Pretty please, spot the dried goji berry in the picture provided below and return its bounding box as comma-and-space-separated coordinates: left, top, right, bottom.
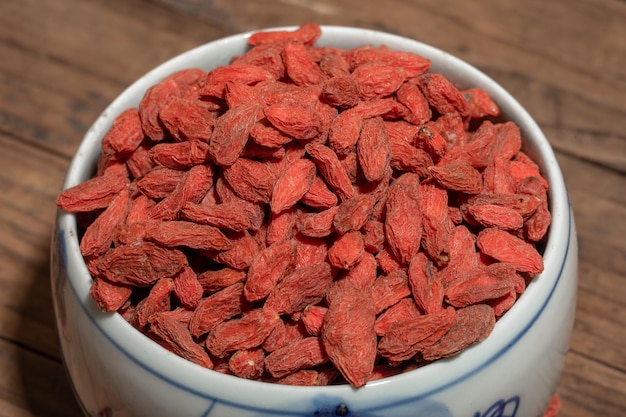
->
300, 174, 338, 209
96, 242, 187, 287
328, 110, 362, 156
173, 265, 203, 310
248, 23, 322, 47
374, 297, 422, 336
319, 49, 351, 78
228, 348, 266, 380
150, 140, 212, 169
206, 308, 280, 358
222, 157, 278, 203
429, 161, 483, 195
438, 225, 480, 287
417, 73, 469, 117
149, 312, 213, 369
375, 245, 404, 274
89, 278, 132, 313
301, 305, 327, 337
408, 252, 445, 314
384, 172, 423, 264
421, 304, 495, 360
102, 108, 144, 155
396, 81, 432, 125
294, 235, 329, 269
136, 167, 185, 199
352, 62, 405, 100
444, 266, 517, 308
250, 120, 293, 148
322, 74, 360, 109
145, 220, 232, 251
202, 65, 274, 99
305, 142, 355, 202
139, 78, 180, 142
264, 262, 333, 315
265, 101, 324, 140
136, 277, 175, 329
378, 307, 456, 364
328, 230, 365, 270
337, 251, 378, 293
462, 87, 500, 119
351, 98, 409, 120
419, 182, 452, 265
468, 204, 525, 230
415, 123, 448, 160
56, 171, 129, 213
322, 284, 377, 388
181, 202, 252, 232
80, 188, 130, 257
150, 164, 214, 221
265, 337, 328, 378
348, 46, 431, 78
357, 117, 392, 182
371, 269, 412, 314
282, 39, 325, 87
209, 230, 260, 270
272, 369, 319, 386
525, 198, 551, 242
215, 175, 266, 230
388, 130, 433, 177
361, 220, 385, 254
209, 102, 261, 166
266, 207, 298, 245
159, 97, 217, 143
189, 283, 246, 337
477, 228, 544, 274
197, 267, 246, 294
244, 239, 297, 302
224, 81, 264, 112
299, 206, 338, 238
333, 193, 376, 234
125, 140, 155, 179
270, 158, 316, 213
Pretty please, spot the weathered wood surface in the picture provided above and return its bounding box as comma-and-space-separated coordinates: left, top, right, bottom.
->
0, 0, 624, 416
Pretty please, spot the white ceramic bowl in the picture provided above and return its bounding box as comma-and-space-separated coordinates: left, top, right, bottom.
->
51, 26, 578, 417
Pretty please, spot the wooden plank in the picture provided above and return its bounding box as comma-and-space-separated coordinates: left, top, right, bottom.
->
152, 0, 626, 110
0, 134, 70, 358
559, 168, 626, 281
569, 189, 626, 255
558, 352, 626, 417
0, 398, 37, 417
0, 72, 97, 158
0, 0, 225, 157
576, 261, 626, 308
545, 127, 626, 174
0, 0, 218, 86
0, 338, 83, 417
479, 68, 626, 172
557, 150, 626, 216
571, 285, 626, 372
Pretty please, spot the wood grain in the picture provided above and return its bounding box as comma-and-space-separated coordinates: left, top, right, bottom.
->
0, 0, 624, 416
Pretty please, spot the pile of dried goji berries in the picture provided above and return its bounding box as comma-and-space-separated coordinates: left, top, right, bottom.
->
57, 23, 551, 388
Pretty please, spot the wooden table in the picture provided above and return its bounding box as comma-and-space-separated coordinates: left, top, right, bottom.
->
0, 0, 624, 416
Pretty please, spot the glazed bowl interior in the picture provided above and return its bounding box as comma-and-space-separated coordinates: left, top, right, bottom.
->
56, 25, 572, 410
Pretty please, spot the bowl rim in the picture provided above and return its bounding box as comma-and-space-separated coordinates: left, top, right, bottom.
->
55, 24, 573, 411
